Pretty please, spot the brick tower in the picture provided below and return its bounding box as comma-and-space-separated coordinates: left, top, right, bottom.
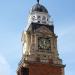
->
17, 0, 65, 75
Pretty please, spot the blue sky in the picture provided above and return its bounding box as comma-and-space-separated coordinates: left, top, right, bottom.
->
0, 0, 75, 75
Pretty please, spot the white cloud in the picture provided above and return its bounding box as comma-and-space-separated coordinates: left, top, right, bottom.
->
0, 54, 13, 75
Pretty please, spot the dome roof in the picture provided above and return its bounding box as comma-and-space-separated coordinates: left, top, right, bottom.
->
31, 4, 48, 13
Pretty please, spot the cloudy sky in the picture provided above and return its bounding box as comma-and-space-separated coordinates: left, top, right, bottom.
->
0, 0, 75, 75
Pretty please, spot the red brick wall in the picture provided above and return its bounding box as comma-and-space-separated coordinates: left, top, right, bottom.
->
29, 63, 63, 75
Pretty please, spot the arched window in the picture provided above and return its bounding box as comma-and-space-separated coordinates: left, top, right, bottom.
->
37, 15, 41, 19
42, 16, 46, 20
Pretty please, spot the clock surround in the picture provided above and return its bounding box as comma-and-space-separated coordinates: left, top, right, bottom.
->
38, 37, 51, 51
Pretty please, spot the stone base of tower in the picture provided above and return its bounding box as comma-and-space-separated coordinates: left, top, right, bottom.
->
17, 62, 65, 75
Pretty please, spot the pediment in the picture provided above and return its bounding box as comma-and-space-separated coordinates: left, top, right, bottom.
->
35, 26, 53, 35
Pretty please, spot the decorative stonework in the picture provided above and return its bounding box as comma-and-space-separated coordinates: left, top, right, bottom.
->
21, 23, 62, 65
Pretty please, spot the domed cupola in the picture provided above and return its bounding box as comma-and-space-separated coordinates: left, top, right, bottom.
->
31, 3, 48, 13
28, 0, 52, 25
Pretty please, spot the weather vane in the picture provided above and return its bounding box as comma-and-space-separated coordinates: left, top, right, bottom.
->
37, 0, 39, 4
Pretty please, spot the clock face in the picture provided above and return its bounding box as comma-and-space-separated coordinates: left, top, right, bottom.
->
38, 37, 51, 50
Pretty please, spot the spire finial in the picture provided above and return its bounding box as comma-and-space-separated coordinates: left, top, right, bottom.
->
37, 0, 39, 4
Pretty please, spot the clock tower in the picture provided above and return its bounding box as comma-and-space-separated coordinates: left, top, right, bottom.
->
17, 1, 65, 75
